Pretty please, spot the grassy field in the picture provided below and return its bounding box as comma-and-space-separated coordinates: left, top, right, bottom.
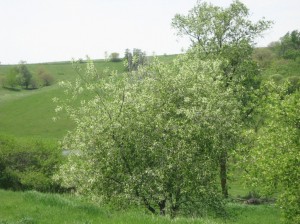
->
0, 190, 282, 224
0, 55, 284, 223
0, 56, 176, 139
0, 59, 126, 139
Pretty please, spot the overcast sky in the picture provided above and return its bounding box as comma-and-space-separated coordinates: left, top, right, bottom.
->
0, 0, 299, 64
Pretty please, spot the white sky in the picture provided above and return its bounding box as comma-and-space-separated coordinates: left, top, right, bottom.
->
0, 0, 299, 64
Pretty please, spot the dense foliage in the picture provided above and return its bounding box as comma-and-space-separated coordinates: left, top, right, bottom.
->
238, 83, 300, 223
172, 0, 272, 197
269, 30, 300, 60
124, 48, 147, 71
0, 1, 298, 223
54, 55, 241, 217
0, 63, 55, 90
0, 135, 63, 192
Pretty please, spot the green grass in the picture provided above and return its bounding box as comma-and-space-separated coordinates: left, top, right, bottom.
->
0, 189, 282, 224
0, 54, 284, 223
0, 60, 127, 139
0, 56, 177, 139
0, 86, 72, 139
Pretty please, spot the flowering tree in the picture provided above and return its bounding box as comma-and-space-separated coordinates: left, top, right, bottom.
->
54, 55, 240, 217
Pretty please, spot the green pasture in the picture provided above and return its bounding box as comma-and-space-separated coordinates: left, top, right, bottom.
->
0, 56, 176, 139
0, 190, 282, 224
0, 60, 124, 139
0, 54, 287, 223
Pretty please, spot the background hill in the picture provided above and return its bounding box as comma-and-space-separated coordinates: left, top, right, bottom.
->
0, 56, 175, 139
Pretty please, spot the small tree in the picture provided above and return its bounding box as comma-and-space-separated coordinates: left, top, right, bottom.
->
2, 67, 20, 89
54, 57, 240, 217
109, 52, 121, 62
269, 30, 300, 60
37, 68, 55, 86
124, 48, 147, 71
18, 62, 32, 89
124, 49, 133, 71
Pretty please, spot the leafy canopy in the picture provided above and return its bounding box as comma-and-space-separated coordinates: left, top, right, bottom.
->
54, 56, 241, 217
239, 83, 300, 224
172, 0, 272, 55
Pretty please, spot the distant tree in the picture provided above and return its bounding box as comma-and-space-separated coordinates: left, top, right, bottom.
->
18, 62, 32, 89
270, 30, 300, 60
124, 48, 147, 71
29, 76, 40, 89
37, 67, 55, 86
124, 49, 133, 71
132, 48, 146, 70
2, 66, 20, 89
109, 52, 121, 62
252, 48, 276, 69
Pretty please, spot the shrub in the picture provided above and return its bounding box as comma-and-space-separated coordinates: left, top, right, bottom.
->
29, 75, 41, 89
18, 62, 32, 89
287, 75, 300, 93
54, 57, 241, 217
0, 135, 63, 192
39, 73, 55, 86
1, 67, 21, 89
37, 68, 55, 87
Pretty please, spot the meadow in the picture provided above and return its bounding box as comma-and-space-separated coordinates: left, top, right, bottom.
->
0, 190, 282, 224
0, 60, 125, 139
0, 56, 175, 139
0, 53, 294, 223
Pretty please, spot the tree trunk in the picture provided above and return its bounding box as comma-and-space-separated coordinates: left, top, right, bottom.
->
143, 197, 156, 214
158, 199, 166, 216
170, 204, 179, 218
220, 151, 228, 198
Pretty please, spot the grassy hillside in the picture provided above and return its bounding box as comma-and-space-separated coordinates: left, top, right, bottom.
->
0, 189, 282, 224
0, 55, 287, 223
0, 56, 176, 139
0, 60, 124, 139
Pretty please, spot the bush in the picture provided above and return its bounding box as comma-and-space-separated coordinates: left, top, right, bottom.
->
39, 73, 55, 86
37, 68, 55, 87
0, 135, 63, 192
287, 75, 300, 93
29, 75, 41, 89
1, 67, 21, 90
54, 58, 240, 217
